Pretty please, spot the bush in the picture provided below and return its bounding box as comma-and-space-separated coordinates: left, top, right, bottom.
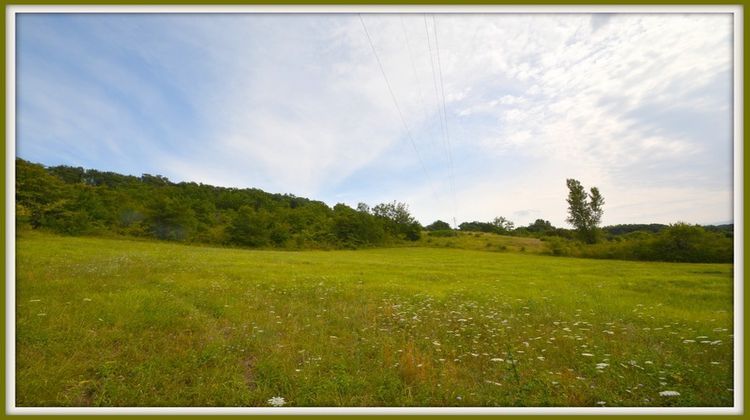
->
566, 223, 732, 263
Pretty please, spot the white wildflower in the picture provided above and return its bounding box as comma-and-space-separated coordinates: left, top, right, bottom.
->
659, 390, 680, 397
490, 358, 504, 362
596, 363, 609, 369
581, 353, 594, 357
267, 396, 286, 406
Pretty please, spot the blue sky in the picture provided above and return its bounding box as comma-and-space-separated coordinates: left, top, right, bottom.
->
16, 12, 734, 227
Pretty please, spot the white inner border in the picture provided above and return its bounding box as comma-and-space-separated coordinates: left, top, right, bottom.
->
5, 4, 744, 416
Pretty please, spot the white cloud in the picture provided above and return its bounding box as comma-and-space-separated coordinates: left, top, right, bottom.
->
17, 12, 734, 226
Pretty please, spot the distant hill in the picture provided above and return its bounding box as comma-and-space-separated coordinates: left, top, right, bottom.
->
15, 158, 421, 249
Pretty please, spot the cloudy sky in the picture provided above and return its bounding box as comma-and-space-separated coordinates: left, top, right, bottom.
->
15, 10, 735, 227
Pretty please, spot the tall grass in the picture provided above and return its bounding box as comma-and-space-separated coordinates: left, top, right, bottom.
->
16, 232, 733, 407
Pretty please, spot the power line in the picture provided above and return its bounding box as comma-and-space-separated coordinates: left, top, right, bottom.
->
358, 14, 439, 201
427, 14, 459, 229
423, 15, 449, 160
400, 16, 431, 127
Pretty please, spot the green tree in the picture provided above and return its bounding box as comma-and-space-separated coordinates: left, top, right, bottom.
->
527, 219, 554, 234
227, 206, 273, 247
144, 194, 198, 241
372, 201, 421, 241
491, 216, 515, 234
565, 178, 605, 243
426, 220, 451, 231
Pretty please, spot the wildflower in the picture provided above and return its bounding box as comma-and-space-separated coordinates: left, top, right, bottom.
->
83, 298, 92, 302
596, 363, 609, 369
683, 339, 695, 343
596, 401, 606, 405
267, 396, 286, 406
490, 358, 504, 362
581, 353, 594, 357
659, 390, 680, 397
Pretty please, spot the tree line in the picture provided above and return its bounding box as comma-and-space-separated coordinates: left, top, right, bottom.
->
425, 178, 732, 263
16, 160, 732, 262
16, 158, 421, 249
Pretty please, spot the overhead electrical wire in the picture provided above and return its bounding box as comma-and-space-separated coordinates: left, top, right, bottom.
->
426, 14, 459, 229
400, 16, 431, 128
358, 14, 440, 201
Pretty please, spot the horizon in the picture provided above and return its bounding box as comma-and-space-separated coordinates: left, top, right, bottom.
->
15, 11, 735, 228
17, 157, 733, 228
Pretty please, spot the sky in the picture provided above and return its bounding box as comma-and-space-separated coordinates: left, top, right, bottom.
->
15, 11, 735, 227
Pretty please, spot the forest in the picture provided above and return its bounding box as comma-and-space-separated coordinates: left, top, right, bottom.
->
16, 158, 733, 262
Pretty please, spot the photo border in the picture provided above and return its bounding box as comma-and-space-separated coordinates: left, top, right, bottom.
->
3, 2, 744, 418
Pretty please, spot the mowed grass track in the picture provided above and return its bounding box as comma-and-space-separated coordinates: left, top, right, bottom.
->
16, 233, 733, 407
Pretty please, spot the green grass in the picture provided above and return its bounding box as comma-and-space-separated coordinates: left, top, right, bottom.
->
16, 232, 733, 407
415, 231, 548, 254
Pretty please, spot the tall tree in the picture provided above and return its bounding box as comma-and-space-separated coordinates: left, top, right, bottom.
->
491, 216, 515, 234
565, 179, 605, 243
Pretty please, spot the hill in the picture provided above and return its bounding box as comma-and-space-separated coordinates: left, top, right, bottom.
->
15, 158, 420, 249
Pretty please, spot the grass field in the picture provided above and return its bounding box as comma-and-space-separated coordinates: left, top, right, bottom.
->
16, 232, 734, 407
415, 231, 548, 254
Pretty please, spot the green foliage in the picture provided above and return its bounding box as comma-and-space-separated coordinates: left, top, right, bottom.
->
565, 179, 605, 243
332, 203, 386, 248
371, 201, 422, 241
425, 220, 451, 231
527, 219, 554, 233
15, 159, 423, 250
459, 217, 515, 235
644, 223, 733, 263
547, 223, 732, 263
491, 216, 514, 233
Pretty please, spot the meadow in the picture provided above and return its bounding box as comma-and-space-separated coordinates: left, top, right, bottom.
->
16, 232, 734, 407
